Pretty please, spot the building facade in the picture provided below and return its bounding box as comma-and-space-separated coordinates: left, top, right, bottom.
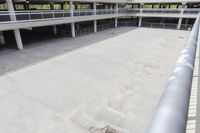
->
0, 0, 200, 49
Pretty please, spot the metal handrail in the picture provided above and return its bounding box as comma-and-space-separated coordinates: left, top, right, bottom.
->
0, 8, 200, 24
146, 14, 200, 133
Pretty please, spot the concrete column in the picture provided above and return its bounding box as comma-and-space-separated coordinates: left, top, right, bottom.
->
50, 2, 54, 10
14, 30, 23, 50
76, 23, 80, 30
93, 2, 96, 15
177, 18, 183, 30
93, 2, 97, 33
0, 32, 5, 45
115, 3, 118, 28
71, 23, 75, 38
6, 0, 23, 50
115, 3, 119, 14
185, 18, 189, 25
6, 0, 16, 20
115, 18, 118, 28
177, 3, 187, 30
69, 0, 74, 17
53, 25, 57, 35
94, 20, 97, 32
140, 3, 144, 13
138, 17, 142, 27
69, 1, 75, 37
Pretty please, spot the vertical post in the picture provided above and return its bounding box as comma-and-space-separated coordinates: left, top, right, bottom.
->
94, 20, 97, 32
6, 0, 23, 50
115, 3, 118, 28
0, 32, 5, 45
71, 23, 75, 38
177, 3, 187, 30
115, 3, 118, 14
70, 0, 74, 17
177, 18, 183, 30
140, 3, 144, 14
115, 18, 118, 28
93, 2, 96, 15
185, 18, 189, 26
13, 30, 23, 50
69, 0, 75, 37
93, 2, 97, 33
50, 3, 57, 35
138, 17, 142, 27
53, 25, 57, 35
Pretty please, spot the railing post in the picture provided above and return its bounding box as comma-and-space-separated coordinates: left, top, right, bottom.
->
146, 14, 200, 133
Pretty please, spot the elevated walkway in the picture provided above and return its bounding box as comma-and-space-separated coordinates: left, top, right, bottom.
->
0, 9, 199, 31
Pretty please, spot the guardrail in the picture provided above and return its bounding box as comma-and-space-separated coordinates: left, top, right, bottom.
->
141, 22, 192, 30
0, 8, 199, 23
146, 14, 200, 133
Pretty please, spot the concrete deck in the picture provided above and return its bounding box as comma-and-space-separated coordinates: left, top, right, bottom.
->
0, 27, 189, 133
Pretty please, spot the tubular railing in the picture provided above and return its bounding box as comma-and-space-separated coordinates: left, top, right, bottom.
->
146, 14, 200, 133
141, 22, 192, 30
0, 8, 199, 23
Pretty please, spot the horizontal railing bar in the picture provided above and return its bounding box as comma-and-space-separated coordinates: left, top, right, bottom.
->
0, 8, 199, 24
146, 13, 200, 133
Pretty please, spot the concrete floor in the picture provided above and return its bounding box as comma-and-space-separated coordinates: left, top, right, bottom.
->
0, 27, 189, 133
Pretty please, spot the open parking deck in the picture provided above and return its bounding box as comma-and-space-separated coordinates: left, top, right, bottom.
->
0, 27, 189, 133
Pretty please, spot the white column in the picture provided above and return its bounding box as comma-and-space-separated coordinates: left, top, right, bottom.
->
70, 0, 74, 17
138, 17, 142, 27
115, 3, 118, 14
93, 2, 96, 15
115, 3, 118, 28
71, 23, 75, 38
14, 30, 23, 50
177, 18, 183, 30
115, 18, 118, 28
177, 3, 187, 30
69, 1, 75, 37
0, 32, 5, 45
140, 3, 144, 14
6, 0, 23, 50
185, 18, 189, 25
53, 25, 57, 35
94, 20, 97, 33
93, 2, 97, 32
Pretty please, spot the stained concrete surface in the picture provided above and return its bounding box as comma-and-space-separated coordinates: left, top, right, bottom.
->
0, 27, 189, 133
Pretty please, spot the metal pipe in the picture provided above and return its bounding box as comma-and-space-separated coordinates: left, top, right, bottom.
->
146, 14, 200, 133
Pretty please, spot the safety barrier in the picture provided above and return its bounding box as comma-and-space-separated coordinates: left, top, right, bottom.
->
146, 14, 200, 133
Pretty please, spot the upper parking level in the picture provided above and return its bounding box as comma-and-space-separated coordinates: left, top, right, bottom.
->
1, 0, 200, 4
0, 8, 199, 31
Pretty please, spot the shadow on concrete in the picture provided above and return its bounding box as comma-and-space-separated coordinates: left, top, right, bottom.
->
0, 27, 138, 76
